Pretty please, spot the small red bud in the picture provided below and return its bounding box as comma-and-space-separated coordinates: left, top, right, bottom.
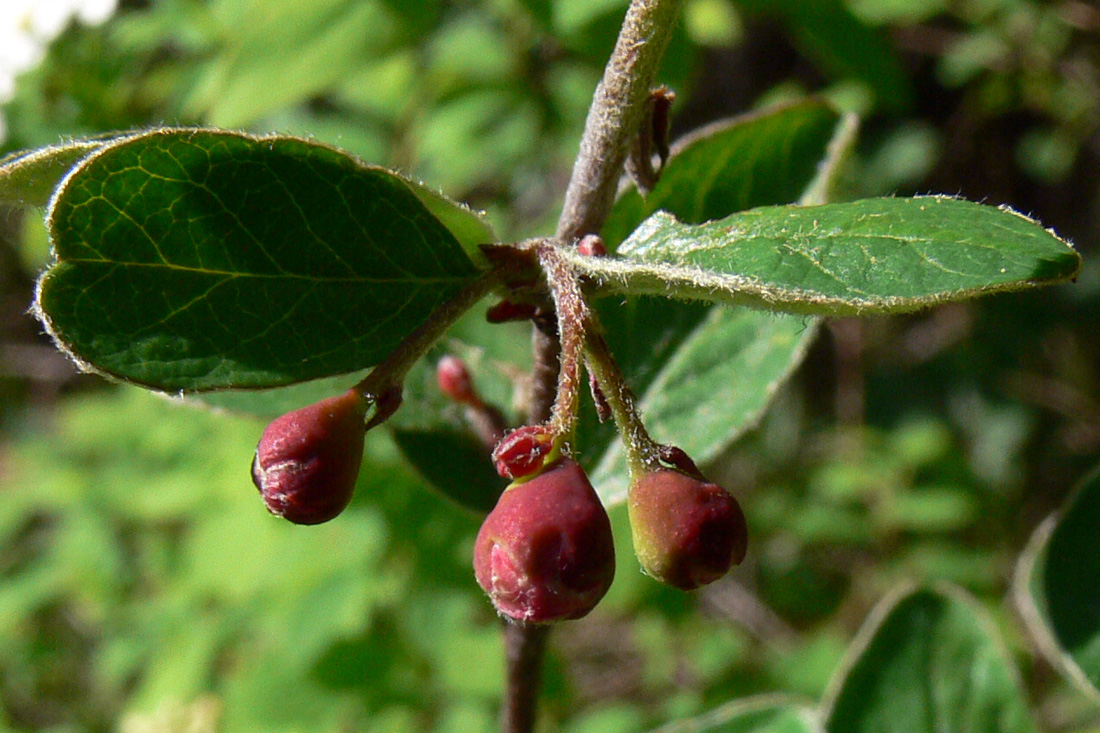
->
436, 355, 477, 404
629, 468, 747, 590
492, 425, 555, 479
474, 459, 615, 622
577, 234, 607, 257
251, 389, 368, 525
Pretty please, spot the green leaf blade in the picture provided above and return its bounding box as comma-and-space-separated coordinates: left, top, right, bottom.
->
37, 129, 484, 392
591, 196, 1079, 315
1017, 466, 1100, 700
824, 585, 1037, 733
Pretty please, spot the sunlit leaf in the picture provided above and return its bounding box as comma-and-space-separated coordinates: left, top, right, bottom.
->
577, 197, 1078, 315
37, 129, 485, 392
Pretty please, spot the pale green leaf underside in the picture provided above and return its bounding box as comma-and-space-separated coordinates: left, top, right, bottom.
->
0, 138, 112, 208
579, 196, 1079, 315
824, 585, 1036, 733
591, 308, 818, 505
1016, 467, 1100, 701
649, 695, 821, 733
36, 129, 484, 392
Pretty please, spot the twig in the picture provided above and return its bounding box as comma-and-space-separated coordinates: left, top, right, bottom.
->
556, 0, 686, 244
503, 2, 685, 731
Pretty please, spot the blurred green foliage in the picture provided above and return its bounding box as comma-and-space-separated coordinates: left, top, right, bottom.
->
1, 0, 1098, 730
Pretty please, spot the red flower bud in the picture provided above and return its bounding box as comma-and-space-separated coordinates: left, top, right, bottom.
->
251, 388, 368, 525
436, 355, 477, 404
629, 468, 747, 590
474, 459, 615, 623
492, 425, 555, 479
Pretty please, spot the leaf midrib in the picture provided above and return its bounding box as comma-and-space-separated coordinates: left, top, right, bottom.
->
57, 258, 473, 285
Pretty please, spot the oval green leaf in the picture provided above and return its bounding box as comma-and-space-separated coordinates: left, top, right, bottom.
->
1016, 465, 1100, 701
581, 196, 1079, 315
824, 584, 1037, 733
36, 129, 486, 392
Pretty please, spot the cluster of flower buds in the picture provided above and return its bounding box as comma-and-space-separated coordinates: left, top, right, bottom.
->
248, 371, 747, 624
472, 418, 748, 623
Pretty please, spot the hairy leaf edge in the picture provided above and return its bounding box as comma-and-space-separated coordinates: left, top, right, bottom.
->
574, 200, 1079, 316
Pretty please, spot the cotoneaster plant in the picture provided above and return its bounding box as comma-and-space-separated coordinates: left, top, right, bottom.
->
0, 0, 1086, 731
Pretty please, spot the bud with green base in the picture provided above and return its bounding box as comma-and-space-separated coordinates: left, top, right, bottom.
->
629, 461, 747, 591
251, 388, 368, 525
474, 459, 615, 623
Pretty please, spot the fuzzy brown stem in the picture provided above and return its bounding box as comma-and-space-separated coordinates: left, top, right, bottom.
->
503, 2, 684, 732
556, 0, 685, 243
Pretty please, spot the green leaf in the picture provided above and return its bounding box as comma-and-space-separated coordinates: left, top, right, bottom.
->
183, 0, 403, 128
0, 139, 110, 208
579, 196, 1079, 315
36, 129, 485, 392
824, 584, 1037, 733
602, 100, 844, 248
589, 307, 818, 504
650, 695, 821, 732
1016, 465, 1100, 701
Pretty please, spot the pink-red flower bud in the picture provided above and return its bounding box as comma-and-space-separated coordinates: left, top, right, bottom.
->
629, 468, 747, 590
436, 355, 477, 404
474, 459, 615, 623
251, 389, 368, 525
492, 425, 555, 480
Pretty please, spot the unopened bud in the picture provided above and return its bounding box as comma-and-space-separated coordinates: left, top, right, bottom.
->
474, 459, 615, 622
251, 389, 368, 525
629, 468, 747, 590
492, 425, 555, 479
437, 355, 477, 404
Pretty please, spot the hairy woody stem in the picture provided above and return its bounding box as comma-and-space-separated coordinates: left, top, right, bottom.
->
505, 2, 684, 732
556, 0, 686, 243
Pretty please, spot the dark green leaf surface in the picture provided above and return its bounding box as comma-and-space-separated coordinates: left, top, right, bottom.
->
602, 100, 843, 248
650, 696, 821, 732
37, 129, 484, 392
582, 196, 1079, 315
1017, 466, 1100, 700
824, 585, 1036, 733
0, 139, 109, 208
